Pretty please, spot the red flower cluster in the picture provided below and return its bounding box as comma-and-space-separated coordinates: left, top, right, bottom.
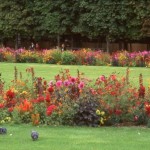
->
47, 86, 54, 93
114, 109, 122, 115
0, 103, 4, 109
145, 103, 150, 115
6, 89, 15, 99
46, 105, 57, 116
138, 85, 145, 98
8, 107, 14, 112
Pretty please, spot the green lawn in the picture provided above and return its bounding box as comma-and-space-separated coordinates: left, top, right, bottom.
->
0, 124, 150, 150
0, 62, 150, 87
1, 63, 150, 149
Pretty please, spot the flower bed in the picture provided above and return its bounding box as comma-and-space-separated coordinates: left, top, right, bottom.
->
0, 48, 150, 67
0, 67, 150, 126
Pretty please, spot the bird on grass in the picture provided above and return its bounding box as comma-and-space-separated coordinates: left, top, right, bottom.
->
31, 131, 39, 141
0, 127, 7, 134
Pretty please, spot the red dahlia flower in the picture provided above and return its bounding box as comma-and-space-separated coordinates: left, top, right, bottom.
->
48, 86, 54, 93
46, 105, 57, 116
114, 109, 122, 115
6, 89, 15, 99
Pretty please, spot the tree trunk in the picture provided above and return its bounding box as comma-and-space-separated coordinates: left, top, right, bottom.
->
71, 36, 73, 50
15, 33, 21, 49
106, 35, 110, 53
129, 43, 132, 52
124, 42, 128, 50
119, 41, 124, 50
57, 34, 60, 49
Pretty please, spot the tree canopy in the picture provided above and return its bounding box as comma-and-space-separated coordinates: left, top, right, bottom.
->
0, 0, 149, 49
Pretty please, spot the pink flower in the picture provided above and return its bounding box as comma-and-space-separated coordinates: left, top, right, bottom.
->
78, 82, 85, 89
134, 115, 139, 121
64, 80, 71, 86
99, 75, 105, 81
56, 80, 63, 88
48, 80, 54, 86
70, 77, 76, 83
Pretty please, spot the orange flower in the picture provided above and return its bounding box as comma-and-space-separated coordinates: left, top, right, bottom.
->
18, 100, 32, 112
145, 103, 150, 115
31, 113, 40, 125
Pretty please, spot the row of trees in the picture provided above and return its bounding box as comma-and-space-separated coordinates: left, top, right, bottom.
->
0, 0, 150, 51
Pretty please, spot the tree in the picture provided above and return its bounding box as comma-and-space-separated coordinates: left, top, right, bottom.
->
0, 0, 34, 48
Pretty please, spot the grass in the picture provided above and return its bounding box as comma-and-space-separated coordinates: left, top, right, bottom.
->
0, 62, 150, 88
0, 124, 150, 150
0, 63, 150, 149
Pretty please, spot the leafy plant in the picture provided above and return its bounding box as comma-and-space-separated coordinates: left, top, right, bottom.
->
74, 100, 99, 127
51, 50, 62, 64
61, 51, 76, 65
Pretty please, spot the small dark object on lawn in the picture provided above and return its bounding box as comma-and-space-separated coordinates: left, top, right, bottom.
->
31, 131, 39, 141
0, 127, 7, 134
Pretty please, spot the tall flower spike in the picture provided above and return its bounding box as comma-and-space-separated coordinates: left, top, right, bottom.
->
139, 73, 143, 86
14, 66, 18, 83
126, 67, 129, 84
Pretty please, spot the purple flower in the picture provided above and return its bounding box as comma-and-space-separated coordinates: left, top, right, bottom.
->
64, 80, 71, 86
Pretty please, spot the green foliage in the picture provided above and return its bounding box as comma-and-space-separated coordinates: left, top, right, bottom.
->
0, 0, 149, 44
16, 52, 42, 63
51, 50, 62, 64
0, 108, 11, 124
61, 51, 76, 65
11, 109, 22, 124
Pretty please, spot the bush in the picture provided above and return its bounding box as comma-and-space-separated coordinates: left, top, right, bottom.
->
61, 51, 76, 65
73, 90, 99, 127
51, 50, 62, 64
16, 51, 42, 63
74, 100, 99, 127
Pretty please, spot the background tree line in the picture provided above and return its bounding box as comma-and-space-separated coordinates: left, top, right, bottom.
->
0, 0, 149, 52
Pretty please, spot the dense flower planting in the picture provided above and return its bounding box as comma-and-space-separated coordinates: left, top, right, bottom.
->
0, 67, 150, 126
0, 48, 150, 67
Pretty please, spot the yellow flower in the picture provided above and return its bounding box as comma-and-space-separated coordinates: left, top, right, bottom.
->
14, 89, 18, 94
5, 117, 11, 122
100, 111, 105, 116
0, 120, 5, 124
96, 109, 101, 115
21, 91, 28, 95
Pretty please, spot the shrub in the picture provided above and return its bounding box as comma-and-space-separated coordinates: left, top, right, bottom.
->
73, 90, 99, 127
51, 50, 62, 64
74, 100, 99, 127
16, 51, 42, 63
61, 51, 76, 65
1, 67, 150, 126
